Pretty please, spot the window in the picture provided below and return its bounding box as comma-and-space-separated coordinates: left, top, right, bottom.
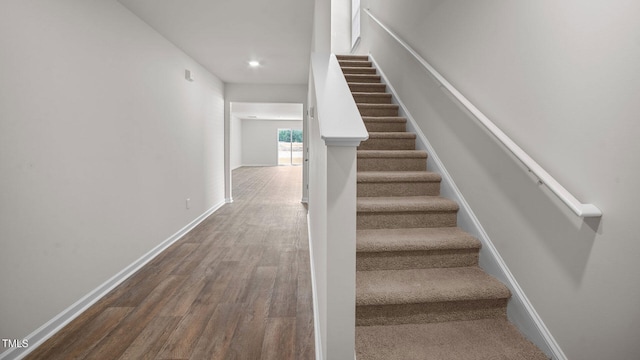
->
278, 129, 303, 165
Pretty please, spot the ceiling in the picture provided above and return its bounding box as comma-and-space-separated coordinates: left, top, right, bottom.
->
118, 0, 315, 84
231, 102, 303, 120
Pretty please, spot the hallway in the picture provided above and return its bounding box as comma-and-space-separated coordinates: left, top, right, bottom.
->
26, 166, 314, 360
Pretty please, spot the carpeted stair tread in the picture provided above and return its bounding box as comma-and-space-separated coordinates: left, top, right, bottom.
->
358, 104, 400, 117
358, 171, 439, 183
357, 227, 480, 252
357, 150, 427, 159
366, 132, 416, 140
356, 318, 549, 360
359, 132, 416, 150
358, 152, 427, 172
357, 103, 399, 110
357, 171, 441, 196
356, 227, 480, 270
339, 60, 373, 68
348, 83, 387, 92
358, 196, 459, 213
351, 92, 392, 103
362, 116, 406, 123
356, 266, 510, 306
345, 74, 382, 83
341, 66, 377, 74
336, 54, 370, 61
358, 103, 399, 108
357, 196, 458, 228
361, 117, 407, 132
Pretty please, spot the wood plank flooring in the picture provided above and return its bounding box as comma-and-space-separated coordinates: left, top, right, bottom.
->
26, 166, 314, 360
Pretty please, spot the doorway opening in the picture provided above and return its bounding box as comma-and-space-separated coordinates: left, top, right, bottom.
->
278, 128, 303, 166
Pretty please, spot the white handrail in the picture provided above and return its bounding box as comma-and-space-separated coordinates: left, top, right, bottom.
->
364, 9, 602, 218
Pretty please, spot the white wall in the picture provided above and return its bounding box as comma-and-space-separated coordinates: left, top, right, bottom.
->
313, 0, 353, 54
230, 114, 243, 170
364, 1, 640, 359
331, 0, 352, 54
241, 120, 302, 166
225, 84, 308, 120
0, 0, 225, 347
312, 0, 331, 53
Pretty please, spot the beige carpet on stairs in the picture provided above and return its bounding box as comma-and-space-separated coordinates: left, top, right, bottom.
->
337, 54, 549, 360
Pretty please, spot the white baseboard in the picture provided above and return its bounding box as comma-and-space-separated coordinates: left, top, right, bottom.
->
1, 200, 226, 360
370, 55, 563, 360
307, 213, 323, 360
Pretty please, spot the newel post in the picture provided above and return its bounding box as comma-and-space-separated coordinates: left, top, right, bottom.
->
325, 144, 357, 359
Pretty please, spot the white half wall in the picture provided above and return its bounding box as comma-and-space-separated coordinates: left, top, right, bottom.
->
364, 1, 640, 359
0, 0, 225, 351
241, 120, 302, 167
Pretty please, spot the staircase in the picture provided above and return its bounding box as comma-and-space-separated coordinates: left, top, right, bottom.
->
338, 54, 549, 360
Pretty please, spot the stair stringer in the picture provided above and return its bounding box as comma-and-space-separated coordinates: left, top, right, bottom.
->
368, 54, 564, 360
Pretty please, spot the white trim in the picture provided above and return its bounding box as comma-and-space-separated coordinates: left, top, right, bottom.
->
307, 213, 323, 360
321, 137, 364, 147
363, 9, 600, 219
370, 55, 565, 360
0, 200, 226, 360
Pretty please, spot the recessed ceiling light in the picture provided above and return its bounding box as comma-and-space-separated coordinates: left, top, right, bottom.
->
248, 60, 260, 68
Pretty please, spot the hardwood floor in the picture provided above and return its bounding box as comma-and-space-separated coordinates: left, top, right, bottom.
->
26, 166, 315, 360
